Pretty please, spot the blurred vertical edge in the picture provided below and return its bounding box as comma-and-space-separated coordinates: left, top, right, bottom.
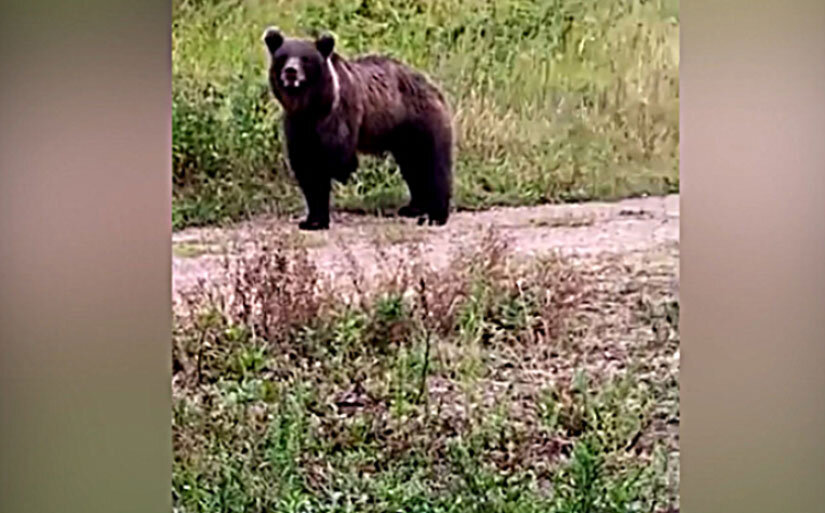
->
682, 1, 825, 512
0, 1, 172, 513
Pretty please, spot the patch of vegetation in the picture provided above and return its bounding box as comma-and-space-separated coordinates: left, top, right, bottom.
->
173, 241, 216, 258
172, 228, 680, 510
172, 0, 679, 229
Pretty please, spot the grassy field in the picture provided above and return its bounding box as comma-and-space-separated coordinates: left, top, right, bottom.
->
172, 0, 679, 229
172, 1, 680, 508
172, 228, 680, 511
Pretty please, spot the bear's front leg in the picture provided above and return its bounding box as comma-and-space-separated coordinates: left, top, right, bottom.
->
296, 174, 331, 231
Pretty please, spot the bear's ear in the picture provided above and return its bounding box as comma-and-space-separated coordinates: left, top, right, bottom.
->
315, 32, 335, 59
262, 26, 284, 53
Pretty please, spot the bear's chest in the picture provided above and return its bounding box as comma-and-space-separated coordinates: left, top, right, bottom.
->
285, 115, 353, 162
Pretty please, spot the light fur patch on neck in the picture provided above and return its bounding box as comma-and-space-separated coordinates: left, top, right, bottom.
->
327, 58, 340, 110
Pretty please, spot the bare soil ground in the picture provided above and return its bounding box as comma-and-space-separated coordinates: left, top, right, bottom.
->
173, 194, 679, 304
172, 194, 681, 505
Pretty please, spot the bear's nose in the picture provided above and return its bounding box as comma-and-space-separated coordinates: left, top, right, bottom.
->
283, 66, 298, 78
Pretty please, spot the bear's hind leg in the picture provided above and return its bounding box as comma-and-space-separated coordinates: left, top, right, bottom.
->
418, 120, 452, 226
392, 124, 452, 224
392, 146, 428, 219
425, 137, 452, 226
397, 172, 427, 219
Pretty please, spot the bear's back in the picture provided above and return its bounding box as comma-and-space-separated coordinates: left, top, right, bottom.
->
343, 54, 448, 152
350, 54, 445, 106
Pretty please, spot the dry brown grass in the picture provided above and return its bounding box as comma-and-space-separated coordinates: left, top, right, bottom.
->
171, 225, 679, 511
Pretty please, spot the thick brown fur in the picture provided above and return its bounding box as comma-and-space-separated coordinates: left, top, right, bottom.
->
263, 28, 453, 230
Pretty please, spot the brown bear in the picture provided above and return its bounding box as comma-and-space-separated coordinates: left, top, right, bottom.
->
262, 27, 453, 230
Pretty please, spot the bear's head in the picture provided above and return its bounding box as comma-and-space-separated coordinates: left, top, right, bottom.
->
262, 27, 338, 114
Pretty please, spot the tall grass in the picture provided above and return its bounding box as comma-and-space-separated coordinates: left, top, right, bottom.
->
173, 0, 679, 229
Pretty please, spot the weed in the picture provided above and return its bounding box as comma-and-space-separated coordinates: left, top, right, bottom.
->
172, 227, 679, 511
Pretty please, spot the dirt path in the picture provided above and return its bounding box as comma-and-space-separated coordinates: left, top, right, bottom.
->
173, 194, 679, 301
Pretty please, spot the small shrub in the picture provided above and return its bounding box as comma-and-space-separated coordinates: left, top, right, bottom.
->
219, 230, 322, 344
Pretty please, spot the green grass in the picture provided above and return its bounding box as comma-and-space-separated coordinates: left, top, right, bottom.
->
172, 229, 680, 511
172, 0, 679, 229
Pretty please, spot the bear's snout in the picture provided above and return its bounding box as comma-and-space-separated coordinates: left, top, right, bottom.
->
280, 57, 305, 89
